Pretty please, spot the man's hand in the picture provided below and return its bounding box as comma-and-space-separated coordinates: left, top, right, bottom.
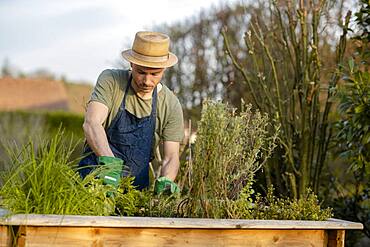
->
154, 177, 180, 195
98, 156, 124, 189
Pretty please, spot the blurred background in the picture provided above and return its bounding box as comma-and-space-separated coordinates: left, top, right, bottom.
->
0, 0, 368, 246
0, 0, 239, 84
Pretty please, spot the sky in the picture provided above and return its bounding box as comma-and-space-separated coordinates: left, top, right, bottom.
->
0, 0, 240, 84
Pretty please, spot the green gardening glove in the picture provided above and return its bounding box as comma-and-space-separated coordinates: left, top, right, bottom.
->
154, 177, 180, 195
97, 156, 124, 189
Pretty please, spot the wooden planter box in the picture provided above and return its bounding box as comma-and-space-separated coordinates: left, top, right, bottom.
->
0, 213, 363, 247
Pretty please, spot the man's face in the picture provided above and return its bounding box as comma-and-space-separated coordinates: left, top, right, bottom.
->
131, 63, 165, 95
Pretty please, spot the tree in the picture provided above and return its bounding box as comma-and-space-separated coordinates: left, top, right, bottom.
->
222, 0, 352, 198
155, 4, 257, 123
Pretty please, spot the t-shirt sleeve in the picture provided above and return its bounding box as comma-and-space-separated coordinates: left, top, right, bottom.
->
162, 97, 184, 142
89, 69, 115, 110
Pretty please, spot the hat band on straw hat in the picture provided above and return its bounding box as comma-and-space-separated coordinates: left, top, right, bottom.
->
131, 50, 170, 63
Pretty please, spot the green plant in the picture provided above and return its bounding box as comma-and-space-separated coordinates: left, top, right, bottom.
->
337, 58, 370, 172
0, 110, 85, 168
146, 193, 183, 217
0, 103, 332, 221
0, 127, 181, 217
0, 131, 113, 216
222, 0, 352, 198
227, 183, 333, 220
252, 186, 332, 220
0, 112, 47, 174
114, 177, 151, 216
183, 100, 279, 218
333, 0, 370, 240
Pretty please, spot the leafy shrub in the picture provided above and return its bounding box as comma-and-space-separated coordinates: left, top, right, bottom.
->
239, 186, 333, 220
332, 0, 370, 242
114, 177, 151, 216
181, 100, 279, 218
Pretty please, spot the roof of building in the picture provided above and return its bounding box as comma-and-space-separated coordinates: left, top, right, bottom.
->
0, 77, 92, 114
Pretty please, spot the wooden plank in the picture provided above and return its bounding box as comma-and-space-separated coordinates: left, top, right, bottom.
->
0, 215, 364, 230
0, 226, 9, 247
327, 230, 345, 247
15, 226, 327, 247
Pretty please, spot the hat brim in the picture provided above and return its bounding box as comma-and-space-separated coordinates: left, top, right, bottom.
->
121, 49, 178, 68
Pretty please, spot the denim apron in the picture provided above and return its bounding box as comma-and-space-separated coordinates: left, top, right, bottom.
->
78, 75, 157, 190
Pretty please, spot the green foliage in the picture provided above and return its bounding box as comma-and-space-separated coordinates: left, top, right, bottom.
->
227, 184, 333, 220
250, 187, 332, 221
222, 0, 352, 198
146, 100, 331, 221
146, 194, 183, 218
335, 0, 370, 174
0, 110, 84, 138
0, 110, 85, 170
336, 59, 370, 172
114, 177, 151, 216
0, 111, 47, 154
0, 131, 112, 216
0, 103, 331, 221
0, 127, 181, 217
0, 130, 154, 217
43, 111, 84, 137
353, 0, 370, 46
183, 100, 279, 218
332, 0, 370, 241
226, 181, 255, 219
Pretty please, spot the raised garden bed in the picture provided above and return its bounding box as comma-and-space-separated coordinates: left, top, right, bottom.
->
0, 212, 363, 247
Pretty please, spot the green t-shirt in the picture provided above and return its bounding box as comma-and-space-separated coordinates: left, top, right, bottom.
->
89, 69, 184, 154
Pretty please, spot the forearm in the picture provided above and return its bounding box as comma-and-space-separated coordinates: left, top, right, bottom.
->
83, 121, 114, 157
161, 155, 179, 181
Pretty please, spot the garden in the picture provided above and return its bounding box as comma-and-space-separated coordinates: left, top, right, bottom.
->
0, 0, 369, 246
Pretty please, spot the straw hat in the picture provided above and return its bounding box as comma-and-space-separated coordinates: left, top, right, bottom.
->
122, 31, 178, 68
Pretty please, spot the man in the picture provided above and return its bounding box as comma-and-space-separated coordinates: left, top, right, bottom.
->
79, 31, 184, 193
